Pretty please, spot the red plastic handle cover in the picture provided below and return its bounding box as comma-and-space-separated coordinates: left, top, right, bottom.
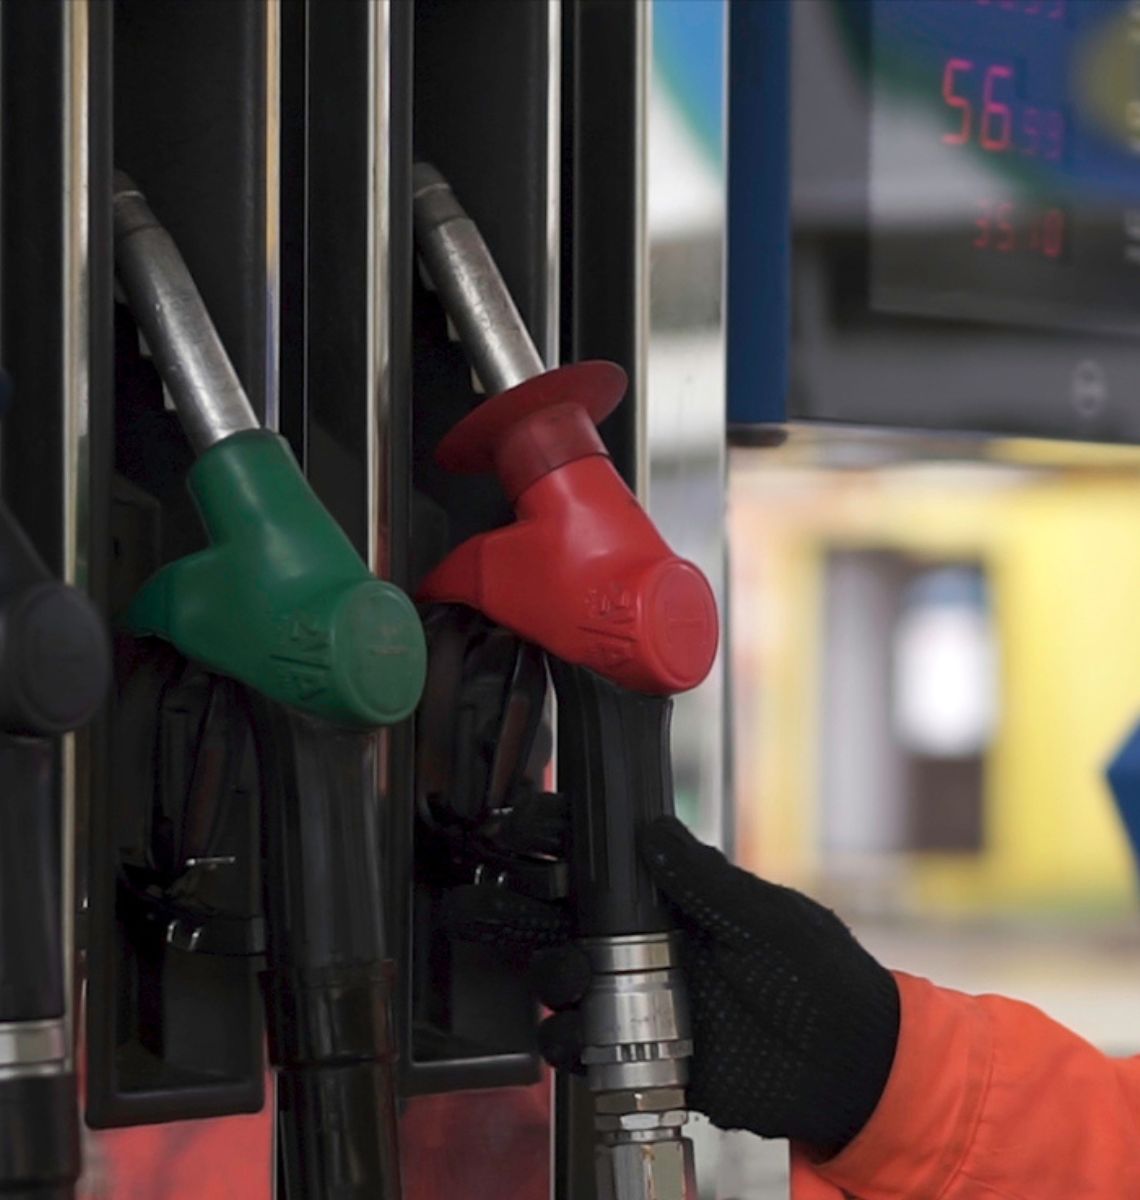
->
417, 363, 718, 696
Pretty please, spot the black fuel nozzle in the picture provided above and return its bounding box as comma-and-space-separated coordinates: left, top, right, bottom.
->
0, 369, 108, 737
0, 378, 110, 1198
0, 503, 110, 737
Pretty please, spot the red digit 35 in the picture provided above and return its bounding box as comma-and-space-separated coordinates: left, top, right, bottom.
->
974, 198, 992, 248
1022, 106, 1040, 156
995, 202, 1016, 251
1045, 109, 1065, 161
1042, 208, 1064, 257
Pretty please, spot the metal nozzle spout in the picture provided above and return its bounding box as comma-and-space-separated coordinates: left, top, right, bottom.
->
412, 162, 546, 396
597, 1133, 698, 1200
113, 171, 260, 455
581, 933, 699, 1200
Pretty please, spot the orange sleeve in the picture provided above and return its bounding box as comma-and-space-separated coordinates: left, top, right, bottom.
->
792, 971, 1140, 1200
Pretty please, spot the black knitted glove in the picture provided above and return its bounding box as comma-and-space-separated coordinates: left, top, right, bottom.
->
442, 815, 901, 1158
638, 816, 900, 1156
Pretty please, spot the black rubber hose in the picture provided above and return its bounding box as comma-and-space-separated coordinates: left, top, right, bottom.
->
251, 700, 401, 1200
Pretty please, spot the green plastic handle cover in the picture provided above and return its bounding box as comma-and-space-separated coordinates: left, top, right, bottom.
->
125, 430, 426, 728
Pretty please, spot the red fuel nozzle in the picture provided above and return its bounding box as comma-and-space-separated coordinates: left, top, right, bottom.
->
417, 361, 718, 696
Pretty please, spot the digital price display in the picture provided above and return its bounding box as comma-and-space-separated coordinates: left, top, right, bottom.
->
871, 0, 1140, 336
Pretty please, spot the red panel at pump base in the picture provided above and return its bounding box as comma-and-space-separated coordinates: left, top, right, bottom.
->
80, 1079, 551, 1199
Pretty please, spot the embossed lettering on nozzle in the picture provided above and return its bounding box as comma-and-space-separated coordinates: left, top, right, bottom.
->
112, 170, 260, 455
580, 933, 698, 1200
412, 162, 545, 397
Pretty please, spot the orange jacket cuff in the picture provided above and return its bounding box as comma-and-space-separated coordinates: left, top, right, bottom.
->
810, 971, 993, 1199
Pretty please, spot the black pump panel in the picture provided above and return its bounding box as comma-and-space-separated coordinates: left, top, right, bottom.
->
85, 0, 272, 1129
401, 0, 562, 1097
411, 0, 557, 554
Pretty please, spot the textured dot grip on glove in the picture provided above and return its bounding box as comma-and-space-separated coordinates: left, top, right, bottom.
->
640, 817, 901, 1158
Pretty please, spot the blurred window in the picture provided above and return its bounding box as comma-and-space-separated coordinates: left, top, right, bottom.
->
821, 551, 994, 859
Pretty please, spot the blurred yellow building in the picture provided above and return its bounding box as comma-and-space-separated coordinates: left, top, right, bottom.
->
730, 454, 1140, 922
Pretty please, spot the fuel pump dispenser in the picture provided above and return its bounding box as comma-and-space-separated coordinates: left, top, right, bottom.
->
0, 381, 110, 1199
109, 174, 426, 1198
0, 4, 712, 1196
6, 2, 1140, 1196
413, 165, 719, 1200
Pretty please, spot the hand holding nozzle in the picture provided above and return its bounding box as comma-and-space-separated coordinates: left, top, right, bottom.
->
447, 818, 901, 1157
113, 173, 425, 727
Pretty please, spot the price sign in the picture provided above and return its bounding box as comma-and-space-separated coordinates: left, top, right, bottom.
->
870, 0, 1140, 336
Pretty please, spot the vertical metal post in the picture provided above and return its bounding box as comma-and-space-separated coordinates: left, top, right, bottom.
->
643, 0, 731, 1188
544, 6, 564, 1187
632, 0, 650, 506
367, 0, 391, 579
61, 0, 91, 1077
264, 7, 282, 1186
544, 0, 563, 372
644, 1, 729, 848
264, 0, 282, 434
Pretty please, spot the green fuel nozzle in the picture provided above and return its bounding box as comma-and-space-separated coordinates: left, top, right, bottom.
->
114, 172, 425, 727
125, 430, 425, 726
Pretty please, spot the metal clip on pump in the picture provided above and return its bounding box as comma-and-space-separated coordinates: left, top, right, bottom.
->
0, 375, 111, 1198
414, 164, 718, 1200
113, 174, 426, 1199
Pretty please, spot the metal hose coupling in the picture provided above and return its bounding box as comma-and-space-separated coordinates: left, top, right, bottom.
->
579, 933, 698, 1200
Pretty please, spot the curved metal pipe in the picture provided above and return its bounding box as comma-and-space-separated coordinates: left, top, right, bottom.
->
112, 172, 260, 454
